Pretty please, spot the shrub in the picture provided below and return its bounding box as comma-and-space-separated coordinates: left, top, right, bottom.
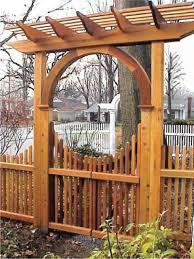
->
89, 214, 177, 259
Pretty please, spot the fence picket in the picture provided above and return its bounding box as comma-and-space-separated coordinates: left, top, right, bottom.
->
73, 152, 78, 226
113, 152, 119, 227
23, 149, 28, 215
180, 147, 186, 231
173, 146, 180, 231
119, 148, 124, 228
97, 157, 102, 229
92, 157, 97, 229
63, 146, 68, 224
187, 147, 193, 233
102, 156, 107, 222
83, 156, 88, 228
28, 146, 33, 215
166, 146, 172, 227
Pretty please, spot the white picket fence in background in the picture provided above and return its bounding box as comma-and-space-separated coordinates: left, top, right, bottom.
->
54, 122, 110, 154
3, 123, 194, 155
164, 124, 194, 153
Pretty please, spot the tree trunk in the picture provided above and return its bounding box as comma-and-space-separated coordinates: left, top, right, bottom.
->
114, 0, 151, 145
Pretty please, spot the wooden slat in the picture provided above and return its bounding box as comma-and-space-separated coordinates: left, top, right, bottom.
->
113, 152, 118, 227
63, 146, 68, 224
6, 155, 11, 212
173, 146, 179, 231
73, 152, 78, 226
83, 156, 88, 228
92, 172, 139, 183
160, 145, 165, 216
23, 150, 28, 215
7, 2, 194, 34
54, 175, 58, 223
1, 156, 6, 211
102, 156, 107, 222
92, 157, 97, 229
0, 163, 34, 171
49, 222, 91, 236
49, 168, 91, 178
28, 146, 33, 216
10, 156, 14, 212
119, 148, 124, 229
166, 146, 172, 227
180, 147, 186, 231
161, 169, 194, 179
97, 157, 102, 229
135, 124, 141, 227
189, 147, 194, 170
187, 147, 193, 233
0, 210, 34, 223
89, 157, 93, 230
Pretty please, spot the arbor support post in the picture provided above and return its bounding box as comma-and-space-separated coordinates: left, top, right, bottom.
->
34, 52, 53, 233
149, 42, 164, 221
139, 42, 164, 223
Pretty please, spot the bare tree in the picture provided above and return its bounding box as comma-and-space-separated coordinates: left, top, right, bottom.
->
0, 98, 32, 154
165, 48, 185, 119
0, 0, 72, 99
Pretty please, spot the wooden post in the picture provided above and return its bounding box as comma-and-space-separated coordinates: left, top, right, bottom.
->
149, 42, 164, 221
139, 107, 152, 223
34, 52, 53, 232
39, 107, 53, 232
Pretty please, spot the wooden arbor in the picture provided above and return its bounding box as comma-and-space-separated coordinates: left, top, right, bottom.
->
6, 1, 194, 232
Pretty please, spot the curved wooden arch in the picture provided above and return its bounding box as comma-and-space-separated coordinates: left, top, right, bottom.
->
43, 46, 151, 107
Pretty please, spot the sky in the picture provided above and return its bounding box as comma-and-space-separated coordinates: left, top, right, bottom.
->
0, 0, 194, 92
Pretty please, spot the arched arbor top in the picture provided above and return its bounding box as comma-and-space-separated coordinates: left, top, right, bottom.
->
42, 46, 151, 107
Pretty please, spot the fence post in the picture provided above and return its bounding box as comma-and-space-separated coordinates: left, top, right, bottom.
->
34, 52, 53, 233
149, 42, 164, 221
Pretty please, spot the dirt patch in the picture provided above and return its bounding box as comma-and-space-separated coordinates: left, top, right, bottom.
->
0, 218, 102, 258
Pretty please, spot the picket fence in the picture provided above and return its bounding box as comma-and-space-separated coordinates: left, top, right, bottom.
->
1, 123, 194, 240
54, 122, 110, 154
164, 124, 194, 153
4, 123, 194, 156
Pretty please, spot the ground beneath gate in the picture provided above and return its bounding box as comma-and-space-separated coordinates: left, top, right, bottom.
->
0, 219, 102, 258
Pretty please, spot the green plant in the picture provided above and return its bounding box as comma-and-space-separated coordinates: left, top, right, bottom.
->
190, 246, 194, 259
89, 214, 177, 259
63, 126, 102, 156
75, 144, 102, 157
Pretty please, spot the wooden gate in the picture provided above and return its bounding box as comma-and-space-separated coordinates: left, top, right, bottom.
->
48, 125, 141, 238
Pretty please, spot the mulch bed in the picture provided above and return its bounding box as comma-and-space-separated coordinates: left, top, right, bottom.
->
0, 218, 102, 258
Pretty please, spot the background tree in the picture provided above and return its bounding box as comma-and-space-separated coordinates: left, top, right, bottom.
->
165, 48, 185, 119
114, 0, 151, 145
